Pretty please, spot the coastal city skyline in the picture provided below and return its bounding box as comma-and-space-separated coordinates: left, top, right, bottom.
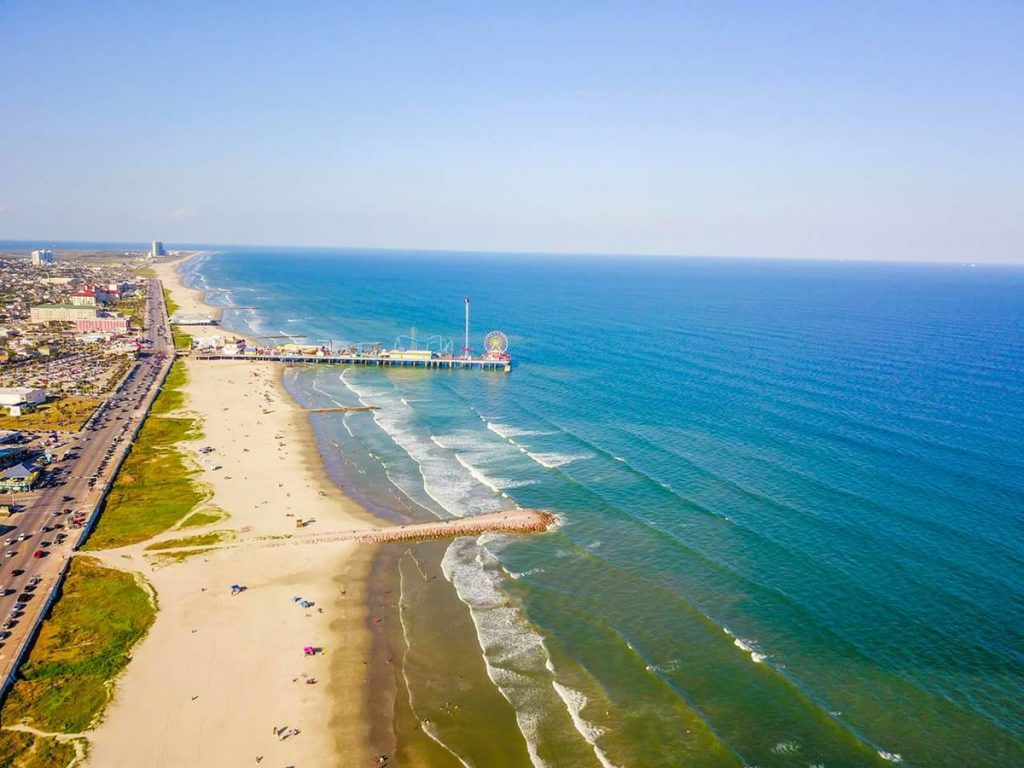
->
2, 2, 1023, 263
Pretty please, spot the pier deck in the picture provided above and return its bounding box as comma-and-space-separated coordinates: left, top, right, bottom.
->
190, 351, 511, 371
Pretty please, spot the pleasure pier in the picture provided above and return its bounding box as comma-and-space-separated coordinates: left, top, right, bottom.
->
186, 296, 514, 372
190, 349, 512, 372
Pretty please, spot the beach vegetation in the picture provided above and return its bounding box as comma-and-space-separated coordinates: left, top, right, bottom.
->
149, 360, 187, 415
172, 328, 193, 350
162, 287, 179, 315
83, 362, 206, 550
146, 547, 216, 566
0, 396, 102, 432
144, 529, 234, 551
0, 730, 80, 768
0, 557, 155, 736
178, 506, 228, 528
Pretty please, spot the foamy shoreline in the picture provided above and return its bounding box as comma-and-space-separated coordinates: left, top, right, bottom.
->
83, 254, 382, 766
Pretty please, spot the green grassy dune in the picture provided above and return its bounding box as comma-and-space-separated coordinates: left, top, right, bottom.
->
0, 557, 155, 764
84, 361, 205, 550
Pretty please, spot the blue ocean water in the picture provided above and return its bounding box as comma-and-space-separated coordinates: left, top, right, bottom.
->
184, 249, 1024, 767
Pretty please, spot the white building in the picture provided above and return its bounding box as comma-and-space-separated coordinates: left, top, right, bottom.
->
30, 304, 99, 323
151, 240, 166, 258
31, 249, 55, 266
0, 387, 46, 407
70, 292, 98, 307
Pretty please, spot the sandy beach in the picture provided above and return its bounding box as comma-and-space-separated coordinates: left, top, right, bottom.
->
84, 257, 381, 766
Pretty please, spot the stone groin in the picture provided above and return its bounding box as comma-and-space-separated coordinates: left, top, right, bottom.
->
290, 509, 556, 547
149, 510, 558, 556
302, 405, 379, 414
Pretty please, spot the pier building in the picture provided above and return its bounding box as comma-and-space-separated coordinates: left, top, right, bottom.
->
184, 297, 513, 372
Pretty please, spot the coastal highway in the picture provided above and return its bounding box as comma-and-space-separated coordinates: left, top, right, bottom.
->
0, 278, 174, 696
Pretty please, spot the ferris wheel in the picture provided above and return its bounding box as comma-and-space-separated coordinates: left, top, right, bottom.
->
483, 330, 509, 358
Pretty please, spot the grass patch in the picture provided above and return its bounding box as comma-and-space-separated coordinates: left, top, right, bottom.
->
83, 416, 204, 550
117, 296, 146, 329
172, 329, 192, 351
0, 397, 102, 432
144, 529, 234, 551
162, 287, 179, 316
83, 363, 205, 550
149, 360, 187, 416
0, 730, 79, 768
179, 507, 227, 528
146, 547, 216, 566
0, 557, 155, 735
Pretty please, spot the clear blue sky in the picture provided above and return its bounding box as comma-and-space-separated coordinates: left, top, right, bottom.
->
2, 2, 1021, 261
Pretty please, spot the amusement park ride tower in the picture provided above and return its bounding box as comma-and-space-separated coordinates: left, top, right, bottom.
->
464, 296, 471, 359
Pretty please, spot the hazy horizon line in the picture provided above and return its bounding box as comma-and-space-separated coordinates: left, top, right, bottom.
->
1, 236, 1020, 267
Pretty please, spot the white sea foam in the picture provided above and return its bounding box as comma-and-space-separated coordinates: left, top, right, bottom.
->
340, 373, 503, 518
486, 421, 552, 440
644, 659, 682, 675
455, 453, 503, 494
443, 540, 626, 768
878, 750, 903, 763
771, 741, 800, 755
442, 540, 552, 767
526, 451, 593, 469
396, 565, 474, 768
453, 453, 536, 494
310, 378, 345, 409
506, 567, 545, 580
724, 627, 767, 664
551, 682, 621, 768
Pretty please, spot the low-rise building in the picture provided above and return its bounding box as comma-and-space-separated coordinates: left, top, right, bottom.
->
0, 446, 29, 470
0, 462, 41, 493
30, 304, 100, 323
75, 313, 129, 333
70, 291, 97, 307
0, 387, 46, 407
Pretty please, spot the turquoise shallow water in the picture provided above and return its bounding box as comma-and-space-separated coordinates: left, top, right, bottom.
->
184, 249, 1024, 767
